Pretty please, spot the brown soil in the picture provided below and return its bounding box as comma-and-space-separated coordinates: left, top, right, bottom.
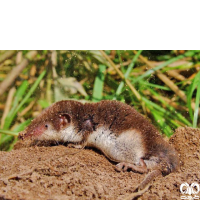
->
0, 127, 200, 200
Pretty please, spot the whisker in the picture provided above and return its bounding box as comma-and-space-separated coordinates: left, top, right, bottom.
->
42, 132, 60, 146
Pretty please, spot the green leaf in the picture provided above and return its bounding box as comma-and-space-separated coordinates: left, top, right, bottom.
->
150, 109, 173, 137
132, 50, 200, 84
139, 80, 171, 91
13, 119, 32, 132
92, 65, 106, 102
3, 70, 46, 130
0, 119, 32, 149
193, 80, 200, 128
148, 87, 192, 126
142, 96, 181, 128
0, 129, 18, 136
38, 99, 50, 108
6, 80, 28, 120
114, 50, 142, 99
187, 70, 200, 123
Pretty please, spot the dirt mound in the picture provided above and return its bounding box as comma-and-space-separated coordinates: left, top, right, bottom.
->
0, 127, 200, 200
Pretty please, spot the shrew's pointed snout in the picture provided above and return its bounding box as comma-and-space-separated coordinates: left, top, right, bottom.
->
18, 130, 26, 140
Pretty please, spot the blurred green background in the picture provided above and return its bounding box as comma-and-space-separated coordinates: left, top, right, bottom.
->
0, 50, 200, 151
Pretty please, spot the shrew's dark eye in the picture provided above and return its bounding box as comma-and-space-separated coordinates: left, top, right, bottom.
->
45, 124, 48, 128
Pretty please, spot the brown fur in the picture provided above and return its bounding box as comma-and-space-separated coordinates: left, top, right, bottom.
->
22, 100, 83, 135
19, 100, 179, 175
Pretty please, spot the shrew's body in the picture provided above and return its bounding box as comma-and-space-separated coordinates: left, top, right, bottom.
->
19, 100, 179, 186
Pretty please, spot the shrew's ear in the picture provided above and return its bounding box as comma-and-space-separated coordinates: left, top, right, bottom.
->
58, 113, 71, 129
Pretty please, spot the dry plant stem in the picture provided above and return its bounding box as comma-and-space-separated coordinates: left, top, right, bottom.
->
142, 90, 188, 111
188, 73, 196, 80
46, 58, 52, 104
156, 71, 187, 102
0, 104, 5, 110
100, 50, 141, 102
0, 51, 37, 96
133, 51, 194, 107
173, 120, 187, 127
79, 77, 88, 85
153, 95, 187, 111
51, 52, 58, 88
18, 100, 36, 117
15, 51, 23, 65
46, 73, 53, 104
0, 50, 16, 64
167, 70, 186, 81
58, 52, 66, 78
156, 72, 196, 115
107, 60, 132, 73
52, 51, 58, 79
100, 50, 124, 77
1, 87, 16, 128
151, 59, 189, 68
41, 59, 51, 103
51, 50, 57, 67
83, 61, 91, 71
51, 51, 60, 102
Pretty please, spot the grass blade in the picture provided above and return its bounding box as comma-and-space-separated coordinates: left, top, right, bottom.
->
13, 119, 32, 132
150, 109, 173, 137
6, 80, 28, 119
187, 71, 200, 122
92, 65, 106, 102
141, 96, 182, 127
193, 81, 200, 127
0, 129, 18, 136
132, 51, 200, 84
114, 50, 142, 98
3, 70, 46, 130
148, 87, 192, 126
0, 119, 32, 149
138, 80, 171, 91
